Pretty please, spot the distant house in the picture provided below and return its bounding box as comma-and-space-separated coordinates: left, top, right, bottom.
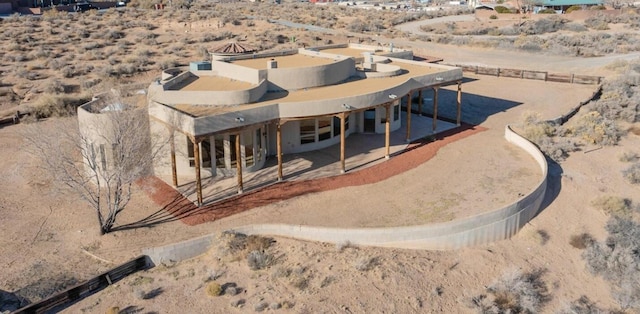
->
531, 0, 603, 13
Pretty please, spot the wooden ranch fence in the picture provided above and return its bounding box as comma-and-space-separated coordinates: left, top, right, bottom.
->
446, 64, 603, 85
14, 255, 150, 314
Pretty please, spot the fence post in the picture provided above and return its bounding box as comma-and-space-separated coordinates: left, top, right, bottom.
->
544, 72, 548, 81
570, 73, 574, 84
497, 68, 500, 77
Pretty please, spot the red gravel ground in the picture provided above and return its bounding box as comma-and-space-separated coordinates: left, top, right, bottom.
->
140, 124, 486, 226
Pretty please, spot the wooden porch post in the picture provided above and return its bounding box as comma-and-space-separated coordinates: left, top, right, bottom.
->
457, 80, 462, 126
405, 95, 411, 143
235, 133, 243, 194
340, 113, 346, 173
433, 86, 439, 132
192, 137, 203, 206
170, 132, 178, 187
276, 121, 283, 181
418, 89, 423, 116
385, 103, 391, 159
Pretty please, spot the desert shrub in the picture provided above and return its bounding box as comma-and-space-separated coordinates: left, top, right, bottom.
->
28, 93, 91, 118
619, 151, 638, 162
471, 268, 549, 313
105, 307, 119, 314
354, 256, 378, 271
537, 137, 579, 161
569, 233, 594, 249
622, 163, 640, 184
205, 281, 222, 297
585, 14, 609, 30
565, 5, 582, 14
520, 16, 567, 35
570, 111, 621, 146
563, 22, 588, 32
591, 195, 632, 217
522, 112, 555, 140
535, 230, 550, 245
247, 250, 273, 270
556, 296, 607, 314
513, 35, 544, 51
254, 301, 268, 312
44, 80, 65, 94
583, 217, 640, 309
494, 6, 512, 13
489, 14, 498, 20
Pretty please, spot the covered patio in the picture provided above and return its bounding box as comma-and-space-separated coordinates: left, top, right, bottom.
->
168, 111, 459, 206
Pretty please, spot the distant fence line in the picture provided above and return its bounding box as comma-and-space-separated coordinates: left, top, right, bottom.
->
445, 64, 603, 85
15, 256, 150, 314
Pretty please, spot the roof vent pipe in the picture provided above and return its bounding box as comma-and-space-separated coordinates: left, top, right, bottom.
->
268, 58, 278, 69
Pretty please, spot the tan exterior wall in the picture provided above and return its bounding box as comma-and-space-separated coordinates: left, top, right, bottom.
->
228, 126, 548, 250
211, 60, 266, 85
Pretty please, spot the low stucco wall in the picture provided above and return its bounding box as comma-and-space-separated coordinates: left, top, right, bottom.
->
227, 125, 548, 250
153, 80, 268, 106
267, 58, 355, 91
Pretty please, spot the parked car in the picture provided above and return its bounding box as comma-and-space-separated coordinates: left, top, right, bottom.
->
74, 1, 95, 12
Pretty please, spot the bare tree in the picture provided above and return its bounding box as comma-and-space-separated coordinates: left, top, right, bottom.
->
22, 93, 163, 234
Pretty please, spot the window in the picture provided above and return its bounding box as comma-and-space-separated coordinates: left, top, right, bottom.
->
230, 135, 238, 168
187, 136, 212, 168
244, 131, 254, 167
394, 104, 400, 121
318, 118, 331, 141
300, 119, 315, 144
215, 135, 225, 169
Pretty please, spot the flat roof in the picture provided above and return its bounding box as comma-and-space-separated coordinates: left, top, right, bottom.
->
231, 53, 336, 69
179, 76, 255, 91
175, 60, 443, 117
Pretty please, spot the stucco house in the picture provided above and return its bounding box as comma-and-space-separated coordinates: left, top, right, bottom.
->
144, 43, 464, 206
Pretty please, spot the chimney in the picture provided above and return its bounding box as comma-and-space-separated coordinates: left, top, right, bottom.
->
267, 58, 278, 69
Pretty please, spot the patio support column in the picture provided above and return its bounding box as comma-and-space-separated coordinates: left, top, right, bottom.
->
433, 86, 439, 132
276, 121, 283, 181
457, 80, 462, 126
418, 89, 423, 116
235, 133, 243, 194
192, 137, 203, 206
405, 95, 412, 143
385, 103, 391, 159
170, 131, 178, 187
340, 112, 346, 173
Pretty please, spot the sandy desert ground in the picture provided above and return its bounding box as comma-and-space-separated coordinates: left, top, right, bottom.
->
1, 6, 640, 314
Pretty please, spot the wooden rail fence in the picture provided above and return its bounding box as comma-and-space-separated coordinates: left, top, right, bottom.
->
14, 255, 149, 314
446, 64, 603, 85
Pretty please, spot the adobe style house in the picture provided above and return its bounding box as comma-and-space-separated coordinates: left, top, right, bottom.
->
146, 43, 464, 206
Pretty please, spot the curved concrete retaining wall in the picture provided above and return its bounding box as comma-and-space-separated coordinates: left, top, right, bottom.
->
143, 234, 215, 265
228, 125, 548, 250
357, 63, 403, 79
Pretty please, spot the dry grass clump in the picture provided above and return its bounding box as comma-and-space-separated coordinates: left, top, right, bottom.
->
354, 256, 378, 272
470, 268, 550, 313
25, 93, 92, 119
591, 196, 633, 217
205, 281, 222, 297
569, 111, 621, 146
520, 111, 578, 161
217, 232, 276, 270
618, 151, 638, 162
